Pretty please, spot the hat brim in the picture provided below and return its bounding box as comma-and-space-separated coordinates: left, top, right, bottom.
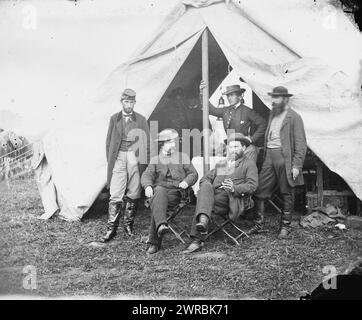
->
155, 132, 179, 142
224, 137, 250, 147
267, 92, 293, 97
224, 88, 246, 96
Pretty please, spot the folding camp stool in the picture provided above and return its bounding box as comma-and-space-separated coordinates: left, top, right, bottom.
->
266, 193, 283, 215
204, 194, 254, 246
205, 215, 249, 246
166, 188, 192, 244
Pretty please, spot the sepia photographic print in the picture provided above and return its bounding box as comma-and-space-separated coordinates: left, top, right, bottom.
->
1, 0, 362, 307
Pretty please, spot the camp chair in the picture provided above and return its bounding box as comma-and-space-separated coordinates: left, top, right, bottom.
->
145, 188, 192, 244
205, 194, 254, 246
266, 194, 283, 215
166, 188, 192, 244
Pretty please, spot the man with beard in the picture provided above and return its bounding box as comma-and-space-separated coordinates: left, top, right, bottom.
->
200, 81, 267, 162
102, 88, 150, 242
253, 86, 307, 239
182, 133, 258, 254
141, 129, 198, 254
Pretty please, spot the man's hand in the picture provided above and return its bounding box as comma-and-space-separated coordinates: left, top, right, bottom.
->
220, 178, 235, 192
179, 181, 189, 189
292, 167, 299, 180
246, 136, 252, 144
145, 186, 153, 198
199, 80, 207, 93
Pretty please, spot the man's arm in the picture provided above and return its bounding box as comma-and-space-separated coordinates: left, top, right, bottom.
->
292, 114, 307, 170
208, 101, 224, 118
199, 89, 224, 118
248, 109, 267, 144
233, 162, 259, 196
182, 162, 199, 187
106, 117, 113, 161
141, 162, 156, 189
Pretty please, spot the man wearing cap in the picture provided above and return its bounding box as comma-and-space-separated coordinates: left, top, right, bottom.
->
141, 128, 198, 254
200, 81, 267, 162
183, 132, 258, 254
102, 88, 151, 242
254, 86, 307, 239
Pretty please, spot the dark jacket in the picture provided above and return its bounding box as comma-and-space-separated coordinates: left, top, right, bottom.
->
200, 155, 258, 220
209, 103, 267, 146
106, 111, 150, 189
141, 151, 198, 189
264, 108, 307, 187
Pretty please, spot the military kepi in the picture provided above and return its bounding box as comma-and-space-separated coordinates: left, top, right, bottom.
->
121, 88, 136, 101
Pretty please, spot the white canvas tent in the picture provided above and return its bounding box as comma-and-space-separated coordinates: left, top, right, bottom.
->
36, 0, 362, 221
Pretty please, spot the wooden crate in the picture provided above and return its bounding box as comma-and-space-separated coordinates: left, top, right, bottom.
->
306, 190, 354, 214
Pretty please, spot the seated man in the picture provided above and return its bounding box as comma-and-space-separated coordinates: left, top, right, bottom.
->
183, 133, 258, 254
141, 128, 198, 255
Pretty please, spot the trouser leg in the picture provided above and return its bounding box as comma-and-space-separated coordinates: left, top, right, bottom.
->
254, 149, 278, 222
190, 181, 215, 240
104, 151, 127, 241
122, 151, 141, 235
271, 148, 294, 227
109, 151, 128, 203
147, 187, 181, 246
124, 151, 141, 200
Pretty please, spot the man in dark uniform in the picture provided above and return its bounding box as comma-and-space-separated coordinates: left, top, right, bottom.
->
183, 133, 258, 254
141, 129, 198, 254
200, 81, 267, 162
102, 88, 150, 242
254, 86, 307, 239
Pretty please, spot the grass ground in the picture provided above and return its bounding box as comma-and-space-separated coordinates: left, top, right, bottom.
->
1, 177, 362, 299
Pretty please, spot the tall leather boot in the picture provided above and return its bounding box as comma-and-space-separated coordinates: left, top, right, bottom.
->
248, 199, 265, 235
124, 198, 138, 236
278, 194, 293, 239
278, 211, 291, 239
102, 201, 123, 242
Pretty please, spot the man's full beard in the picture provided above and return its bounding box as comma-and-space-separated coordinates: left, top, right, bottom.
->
227, 150, 244, 161
271, 101, 286, 117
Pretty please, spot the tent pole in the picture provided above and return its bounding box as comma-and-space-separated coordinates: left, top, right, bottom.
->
202, 28, 210, 174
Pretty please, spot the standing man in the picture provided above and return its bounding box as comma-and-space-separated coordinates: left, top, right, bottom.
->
141, 129, 198, 254
254, 86, 307, 239
200, 81, 267, 162
102, 88, 150, 242
183, 133, 258, 254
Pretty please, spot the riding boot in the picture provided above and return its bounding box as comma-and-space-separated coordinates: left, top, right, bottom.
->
278, 211, 292, 239
102, 201, 123, 242
124, 198, 138, 236
249, 199, 265, 234
278, 194, 293, 239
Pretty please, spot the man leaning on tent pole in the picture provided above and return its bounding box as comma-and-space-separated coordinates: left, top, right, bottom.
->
200, 80, 267, 162
102, 88, 150, 242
